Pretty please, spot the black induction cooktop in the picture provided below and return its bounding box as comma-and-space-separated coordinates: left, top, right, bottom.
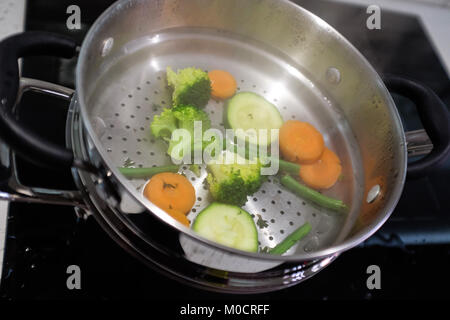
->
1, 0, 449, 302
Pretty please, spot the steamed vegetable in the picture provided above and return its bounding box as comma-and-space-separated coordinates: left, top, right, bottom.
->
274, 153, 342, 190
192, 202, 258, 252
150, 104, 212, 160
280, 174, 347, 213
206, 151, 264, 207
299, 147, 342, 189
269, 222, 312, 255
166, 67, 211, 108
143, 172, 195, 226
272, 158, 301, 176
226, 92, 283, 146
149, 108, 177, 139
208, 70, 237, 99
279, 120, 325, 164
118, 165, 179, 179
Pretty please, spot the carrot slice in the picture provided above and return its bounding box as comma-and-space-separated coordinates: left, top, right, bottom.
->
143, 172, 195, 225
208, 70, 237, 99
279, 120, 325, 164
299, 147, 342, 190
165, 208, 191, 227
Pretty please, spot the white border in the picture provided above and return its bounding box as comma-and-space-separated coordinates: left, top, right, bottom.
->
0, 0, 26, 285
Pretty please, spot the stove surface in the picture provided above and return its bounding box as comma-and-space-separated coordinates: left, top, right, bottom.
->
0, 0, 449, 300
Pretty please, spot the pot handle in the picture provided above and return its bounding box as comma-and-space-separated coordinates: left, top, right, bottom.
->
383, 75, 450, 178
0, 31, 95, 172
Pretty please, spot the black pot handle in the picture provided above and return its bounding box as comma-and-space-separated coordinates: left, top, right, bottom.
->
0, 31, 95, 172
383, 75, 450, 179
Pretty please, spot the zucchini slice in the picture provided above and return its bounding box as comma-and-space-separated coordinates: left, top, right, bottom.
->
226, 92, 283, 146
192, 202, 258, 252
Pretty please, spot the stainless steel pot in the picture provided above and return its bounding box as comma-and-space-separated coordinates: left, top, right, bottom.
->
0, 0, 449, 293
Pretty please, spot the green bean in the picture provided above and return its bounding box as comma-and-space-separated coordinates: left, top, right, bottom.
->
118, 165, 179, 179
275, 159, 301, 175
280, 174, 348, 213
269, 222, 312, 255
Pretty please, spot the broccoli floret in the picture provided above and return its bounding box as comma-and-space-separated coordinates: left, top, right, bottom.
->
166, 67, 211, 108
168, 104, 211, 159
206, 151, 264, 206
150, 108, 177, 139
172, 104, 211, 133
150, 105, 212, 161
207, 171, 248, 207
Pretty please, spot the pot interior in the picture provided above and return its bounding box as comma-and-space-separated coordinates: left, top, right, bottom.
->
76, 0, 406, 263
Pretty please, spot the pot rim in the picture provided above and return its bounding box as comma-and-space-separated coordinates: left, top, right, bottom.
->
75, 0, 407, 262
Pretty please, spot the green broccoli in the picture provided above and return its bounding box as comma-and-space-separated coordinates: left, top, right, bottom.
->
166, 67, 211, 108
150, 104, 211, 161
206, 151, 264, 206
171, 104, 211, 134
150, 107, 177, 139
168, 104, 211, 158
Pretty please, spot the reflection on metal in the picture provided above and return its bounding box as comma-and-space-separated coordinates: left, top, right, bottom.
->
18, 77, 74, 101
367, 184, 381, 203
179, 233, 283, 273
326, 67, 341, 84
405, 129, 433, 157
101, 37, 114, 57
0, 78, 85, 208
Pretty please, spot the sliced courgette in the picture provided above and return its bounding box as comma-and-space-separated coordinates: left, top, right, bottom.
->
192, 202, 258, 252
226, 92, 283, 146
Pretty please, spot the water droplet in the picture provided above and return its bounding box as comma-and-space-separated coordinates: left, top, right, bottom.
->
304, 236, 319, 252
122, 157, 135, 167
92, 117, 107, 139
326, 67, 341, 84
316, 216, 330, 234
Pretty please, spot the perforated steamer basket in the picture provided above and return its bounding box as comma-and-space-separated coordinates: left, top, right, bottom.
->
85, 29, 362, 256
3, 0, 448, 293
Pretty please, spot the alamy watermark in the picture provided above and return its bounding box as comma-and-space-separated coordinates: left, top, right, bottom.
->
66, 5, 81, 30
366, 5, 381, 30
366, 264, 381, 290
66, 265, 81, 290
167, 122, 280, 175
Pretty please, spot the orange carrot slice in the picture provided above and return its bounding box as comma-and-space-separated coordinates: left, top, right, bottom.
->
165, 208, 191, 227
279, 120, 325, 164
299, 147, 342, 189
208, 70, 237, 99
143, 172, 195, 226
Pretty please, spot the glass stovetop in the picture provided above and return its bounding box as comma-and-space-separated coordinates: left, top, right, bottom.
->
1, 0, 449, 300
